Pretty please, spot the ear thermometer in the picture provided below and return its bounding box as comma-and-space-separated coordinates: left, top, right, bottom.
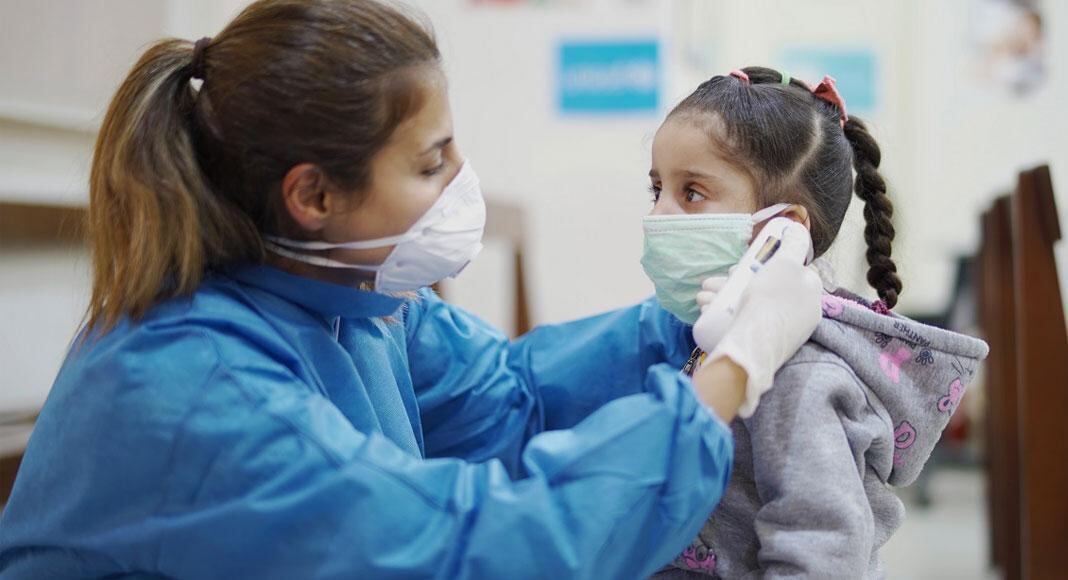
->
692, 217, 813, 350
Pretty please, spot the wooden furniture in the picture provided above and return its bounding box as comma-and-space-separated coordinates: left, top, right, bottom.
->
438, 199, 532, 337
483, 200, 532, 336
1011, 165, 1068, 579
980, 164, 1068, 580
0, 410, 37, 508
980, 195, 1021, 580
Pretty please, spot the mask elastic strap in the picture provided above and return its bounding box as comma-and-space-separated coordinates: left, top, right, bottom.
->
264, 242, 381, 271
264, 230, 420, 252
264, 161, 478, 253
751, 202, 794, 223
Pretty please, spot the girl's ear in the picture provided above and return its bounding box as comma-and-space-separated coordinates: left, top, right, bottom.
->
780, 204, 811, 230
750, 204, 811, 244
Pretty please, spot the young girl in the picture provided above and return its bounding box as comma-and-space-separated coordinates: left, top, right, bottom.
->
643, 67, 989, 578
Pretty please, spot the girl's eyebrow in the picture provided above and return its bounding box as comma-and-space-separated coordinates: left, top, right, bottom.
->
679, 169, 722, 183
649, 168, 724, 182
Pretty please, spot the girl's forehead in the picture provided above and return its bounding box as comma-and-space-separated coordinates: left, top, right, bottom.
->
652, 118, 734, 172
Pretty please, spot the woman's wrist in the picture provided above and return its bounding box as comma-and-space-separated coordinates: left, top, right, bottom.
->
691, 356, 748, 423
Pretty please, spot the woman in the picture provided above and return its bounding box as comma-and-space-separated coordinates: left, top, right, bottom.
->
0, 1, 821, 578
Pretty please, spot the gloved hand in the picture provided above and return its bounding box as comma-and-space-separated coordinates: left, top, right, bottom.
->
692, 226, 823, 418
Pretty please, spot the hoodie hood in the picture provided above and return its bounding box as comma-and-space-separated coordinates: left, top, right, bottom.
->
809, 290, 989, 486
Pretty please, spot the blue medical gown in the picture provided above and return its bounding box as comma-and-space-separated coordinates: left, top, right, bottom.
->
0, 265, 733, 579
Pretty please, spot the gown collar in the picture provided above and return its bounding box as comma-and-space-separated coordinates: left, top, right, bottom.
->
227, 264, 406, 319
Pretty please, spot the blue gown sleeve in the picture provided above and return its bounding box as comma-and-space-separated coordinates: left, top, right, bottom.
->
405, 288, 695, 472
0, 311, 731, 579
161, 362, 733, 579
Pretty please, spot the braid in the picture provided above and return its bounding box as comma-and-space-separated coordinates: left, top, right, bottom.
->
844, 117, 902, 309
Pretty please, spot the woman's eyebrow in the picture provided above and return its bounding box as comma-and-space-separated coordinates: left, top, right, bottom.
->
419, 136, 453, 156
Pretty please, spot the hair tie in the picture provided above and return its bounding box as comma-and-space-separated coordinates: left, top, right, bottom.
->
728, 69, 750, 83
191, 36, 212, 80
780, 72, 791, 86
811, 75, 849, 128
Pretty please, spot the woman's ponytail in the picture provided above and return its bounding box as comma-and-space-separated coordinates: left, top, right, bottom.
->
843, 117, 902, 309
86, 38, 260, 334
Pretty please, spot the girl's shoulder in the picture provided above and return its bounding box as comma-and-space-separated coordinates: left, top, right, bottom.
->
768, 343, 876, 414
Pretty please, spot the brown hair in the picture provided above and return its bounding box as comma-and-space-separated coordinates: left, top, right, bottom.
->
86, 0, 440, 333
670, 66, 902, 309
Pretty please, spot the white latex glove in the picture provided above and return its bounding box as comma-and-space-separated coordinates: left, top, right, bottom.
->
693, 227, 823, 418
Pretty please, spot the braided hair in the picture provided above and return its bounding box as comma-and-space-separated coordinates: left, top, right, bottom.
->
844, 117, 901, 308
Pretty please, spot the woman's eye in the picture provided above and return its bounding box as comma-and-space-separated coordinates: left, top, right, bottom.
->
648, 185, 661, 202
684, 188, 707, 203
422, 162, 446, 177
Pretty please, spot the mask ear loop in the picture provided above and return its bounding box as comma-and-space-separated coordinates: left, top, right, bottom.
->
751, 203, 794, 223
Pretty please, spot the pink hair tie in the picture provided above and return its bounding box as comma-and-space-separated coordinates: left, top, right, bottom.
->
811, 75, 848, 127
728, 69, 750, 83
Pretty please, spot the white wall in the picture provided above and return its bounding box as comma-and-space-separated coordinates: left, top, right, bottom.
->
425, 0, 1068, 319
911, 0, 1068, 319
0, 1, 171, 409
0, 0, 169, 204
0, 245, 90, 410
412, 0, 671, 324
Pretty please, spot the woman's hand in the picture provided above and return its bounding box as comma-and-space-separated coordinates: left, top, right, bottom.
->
691, 226, 823, 419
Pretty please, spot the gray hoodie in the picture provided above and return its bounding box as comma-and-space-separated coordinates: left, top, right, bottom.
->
655, 290, 989, 579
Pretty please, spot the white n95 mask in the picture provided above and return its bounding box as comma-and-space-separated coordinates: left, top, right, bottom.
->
265, 160, 486, 293
641, 203, 792, 324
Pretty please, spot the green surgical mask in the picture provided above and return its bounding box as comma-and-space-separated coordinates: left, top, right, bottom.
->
641, 203, 791, 324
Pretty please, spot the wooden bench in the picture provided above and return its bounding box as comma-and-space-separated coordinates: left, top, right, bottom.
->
979, 164, 1068, 580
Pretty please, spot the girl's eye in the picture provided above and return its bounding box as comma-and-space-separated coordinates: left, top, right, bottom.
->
423, 162, 446, 177
648, 185, 661, 202
684, 188, 707, 203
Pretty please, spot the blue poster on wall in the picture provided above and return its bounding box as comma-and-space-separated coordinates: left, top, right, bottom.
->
778, 49, 877, 115
557, 40, 660, 115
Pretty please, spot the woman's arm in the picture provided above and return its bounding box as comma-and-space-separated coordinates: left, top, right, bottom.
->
154, 362, 735, 579
691, 357, 747, 423
405, 289, 695, 473
509, 296, 695, 430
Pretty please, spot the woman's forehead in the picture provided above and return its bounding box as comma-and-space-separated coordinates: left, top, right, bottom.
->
389, 70, 453, 153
